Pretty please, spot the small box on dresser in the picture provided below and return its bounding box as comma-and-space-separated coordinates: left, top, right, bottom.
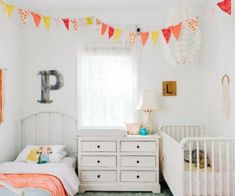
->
77, 134, 161, 193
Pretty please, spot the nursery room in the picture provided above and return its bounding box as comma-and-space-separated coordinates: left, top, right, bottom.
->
0, 0, 234, 195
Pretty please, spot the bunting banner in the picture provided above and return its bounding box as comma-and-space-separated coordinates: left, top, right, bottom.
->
42, 16, 51, 31
101, 23, 107, 36
31, 12, 41, 27
169, 22, 182, 40
62, 18, 70, 31
108, 26, 114, 39
54, 18, 61, 28
113, 28, 122, 42
188, 17, 199, 33
5, 3, 14, 17
86, 17, 93, 25
162, 28, 171, 43
71, 19, 78, 31
18, 9, 30, 24
141, 32, 149, 46
152, 31, 159, 45
130, 32, 136, 46
217, 0, 231, 15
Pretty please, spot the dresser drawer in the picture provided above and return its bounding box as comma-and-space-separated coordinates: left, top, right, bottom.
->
81, 141, 117, 152
120, 141, 156, 152
120, 171, 156, 182
81, 170, 117, 182
120, 156, 155, 167
81, 156, 116, 167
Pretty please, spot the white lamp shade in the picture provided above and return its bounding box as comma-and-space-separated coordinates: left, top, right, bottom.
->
136, 91, 160, 111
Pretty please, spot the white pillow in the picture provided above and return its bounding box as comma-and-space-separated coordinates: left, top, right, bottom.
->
49, 151, 67, 163
15, 145, 66, 162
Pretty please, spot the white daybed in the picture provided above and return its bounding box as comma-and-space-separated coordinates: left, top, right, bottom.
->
159, 124, 235, 196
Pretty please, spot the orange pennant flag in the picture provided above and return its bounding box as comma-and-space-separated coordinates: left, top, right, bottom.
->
31, 12, 41, 27
42, 16, 51, 31
101, 23, 107, 36
151, 31, 159, 45
170, 22, 182, 40
71, 19, 78, 31
141, 32, 149, 46
18, 9, 30, 24
5, 3, 15, 17
188, 17, 199, 33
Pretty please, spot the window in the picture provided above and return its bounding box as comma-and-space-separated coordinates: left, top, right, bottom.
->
78, 43, 138, 128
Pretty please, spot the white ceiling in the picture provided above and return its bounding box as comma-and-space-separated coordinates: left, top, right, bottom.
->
9, 0, 208, 11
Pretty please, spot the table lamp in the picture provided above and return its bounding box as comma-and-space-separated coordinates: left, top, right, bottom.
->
136, 91, 160, 134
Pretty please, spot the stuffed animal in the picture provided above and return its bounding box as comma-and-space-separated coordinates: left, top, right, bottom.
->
38, 146, 52, 164
27, 148, 40, 163
184, 149, 210, 168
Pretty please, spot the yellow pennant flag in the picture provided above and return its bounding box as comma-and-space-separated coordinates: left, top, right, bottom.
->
86, 17, 93, 25
42, 16, 51, 30
113, 28, 122, 42
5, 3, 15, 17
152, 31, 159, 45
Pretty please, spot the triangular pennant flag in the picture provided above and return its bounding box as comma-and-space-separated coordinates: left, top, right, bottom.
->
162, 28, 171, 43
86, 17, 93, 25
62, 18, 70, 31
5, 3, 15, 17
71, 19, 78, 31
108, 26, 114, 39
96, 18, 101, 25
31, 12, 41, 27
42, 16, 51, 31
54, 18, 61, 28
130, 32, 136, 46
114, 28, 122, 42
217, 0, 231, 15
0, 0, 4, 8
101, 23, 107, 36
188, 17, 199, 33
141, 32, 149, 46
18, 9, 30, 24
169, 22, 182, 40
152, 31, 159, 45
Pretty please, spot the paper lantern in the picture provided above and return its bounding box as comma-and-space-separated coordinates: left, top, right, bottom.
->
163, 0, 201, 65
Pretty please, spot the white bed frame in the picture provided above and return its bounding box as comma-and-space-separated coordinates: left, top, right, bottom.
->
159, 124, 235, 196
1, 111, 78, 196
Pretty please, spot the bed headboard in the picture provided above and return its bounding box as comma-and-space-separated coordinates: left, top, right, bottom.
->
21, 112, 78, 157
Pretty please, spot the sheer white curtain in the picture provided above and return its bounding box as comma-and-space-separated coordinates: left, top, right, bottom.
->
78, 40, 138, 128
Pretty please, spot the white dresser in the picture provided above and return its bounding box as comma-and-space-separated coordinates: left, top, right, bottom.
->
77, 135, 161, 193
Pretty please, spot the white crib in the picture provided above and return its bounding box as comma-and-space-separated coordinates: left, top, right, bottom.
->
159, 124, 235, 196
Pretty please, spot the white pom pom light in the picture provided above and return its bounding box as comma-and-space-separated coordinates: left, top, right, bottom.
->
164, 0, 201, 65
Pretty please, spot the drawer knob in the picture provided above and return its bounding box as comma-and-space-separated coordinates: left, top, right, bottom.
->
136, 160, 140, 164
97, 175, 101, 178
97, 145, 101, 149
137, 145, 140, 149
137, 175, 140, 179
97, 160, 100, 163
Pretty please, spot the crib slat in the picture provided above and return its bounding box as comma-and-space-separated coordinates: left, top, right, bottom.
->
219, 142, 222, 196
204, 141, 208, 196
196, 141, 200, 196
189, 141, 192, 196
226, 142, 230, 196
212, 141, 215, 196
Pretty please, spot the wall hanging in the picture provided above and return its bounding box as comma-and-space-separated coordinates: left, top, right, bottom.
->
162, 81, 177, 96
38, 70, 64, 104
222, 71, 230, 118
163, 0, 201, 65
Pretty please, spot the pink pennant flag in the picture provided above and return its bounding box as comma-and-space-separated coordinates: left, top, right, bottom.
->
101, 23, 107, 36
188, 17, 199, 33
31, 12, 41, 28
217, 0, 231, 15
130, 32, 136, 46
18, 9, 30, 24
141, 32, 149, 46
162, 28, 171, 43
62, 18, 70, 31
96, 18, 101, 25
108, 26, 114, 39
54, 18, 61, 28
169, 22, 182, 40
71, 19, 78, 31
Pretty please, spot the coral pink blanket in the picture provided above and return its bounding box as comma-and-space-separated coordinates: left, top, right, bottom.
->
0, 174, 67, 196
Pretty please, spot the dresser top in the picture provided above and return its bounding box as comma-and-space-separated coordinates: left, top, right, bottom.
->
77, 134, 160, 140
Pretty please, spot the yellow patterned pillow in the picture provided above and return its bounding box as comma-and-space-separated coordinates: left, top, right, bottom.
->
27, 148, 40, 163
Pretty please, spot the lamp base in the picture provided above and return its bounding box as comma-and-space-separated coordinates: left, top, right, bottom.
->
141, 112, 154, 134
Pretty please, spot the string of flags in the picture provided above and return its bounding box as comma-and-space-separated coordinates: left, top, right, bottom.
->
0, 0, 231, 46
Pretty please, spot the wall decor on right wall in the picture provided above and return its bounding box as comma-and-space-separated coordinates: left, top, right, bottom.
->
162, 81, 177, 96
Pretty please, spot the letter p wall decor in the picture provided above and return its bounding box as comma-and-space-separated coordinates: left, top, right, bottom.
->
38, 70, 64, 104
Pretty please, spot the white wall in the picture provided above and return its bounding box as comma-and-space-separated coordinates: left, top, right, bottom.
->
20, 9, 203, 134
0, 15, 21, 162
201, 8, 235, 137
